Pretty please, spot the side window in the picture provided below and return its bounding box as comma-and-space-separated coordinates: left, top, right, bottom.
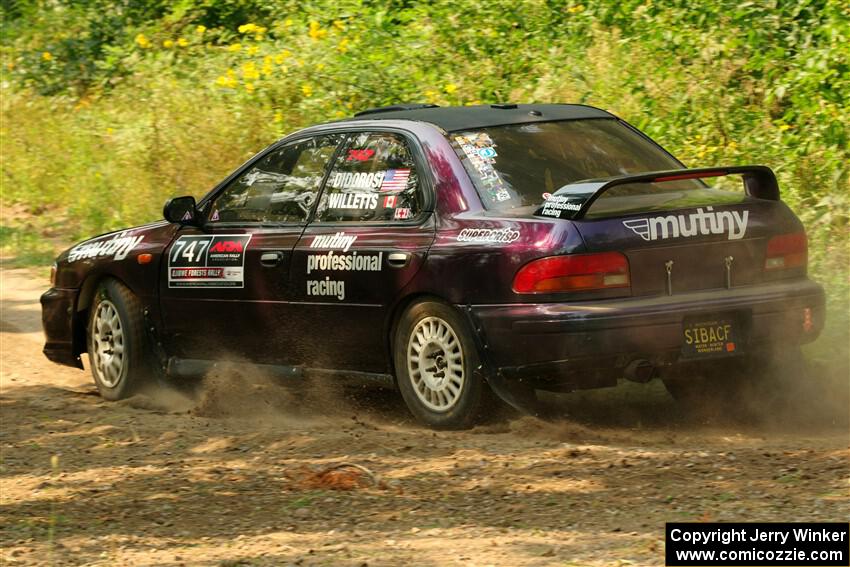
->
209, 134, 343, 224
314, 132, 423, 223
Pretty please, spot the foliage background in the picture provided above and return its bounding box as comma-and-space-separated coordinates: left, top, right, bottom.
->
1, 0, 848, 365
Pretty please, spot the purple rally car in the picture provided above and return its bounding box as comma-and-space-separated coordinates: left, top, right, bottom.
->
41, 103, 825, 428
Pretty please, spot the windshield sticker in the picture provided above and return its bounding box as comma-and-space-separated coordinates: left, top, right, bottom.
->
455, 133, 512, 204
623, 207, 750, 241
210, 209, 220, 222
394, 207, 412, 220
168, 234, 251, 288
383, 195, 398, 208
380, 169, 411, 191
457, 228, 520, 244
346, 148, 375, 162
539, 195, 583, 217
329, 171, 384, 190
68, 231, 144, 263
327, 192, 378, 210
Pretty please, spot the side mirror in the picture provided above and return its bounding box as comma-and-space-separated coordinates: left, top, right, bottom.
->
163, 196, 198, 224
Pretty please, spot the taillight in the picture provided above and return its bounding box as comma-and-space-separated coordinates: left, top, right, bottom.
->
765, 232, 807, 271
513, 252, 630, 294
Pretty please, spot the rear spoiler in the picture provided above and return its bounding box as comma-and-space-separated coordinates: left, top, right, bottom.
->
534, 165, 779, 220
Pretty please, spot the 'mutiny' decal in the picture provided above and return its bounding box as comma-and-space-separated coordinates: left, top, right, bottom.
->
623, 207, 749, 241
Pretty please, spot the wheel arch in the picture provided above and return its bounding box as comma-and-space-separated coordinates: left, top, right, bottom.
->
73, 272, 136, 356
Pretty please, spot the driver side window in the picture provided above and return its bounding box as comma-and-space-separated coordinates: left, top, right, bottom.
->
209, 134, 343, 224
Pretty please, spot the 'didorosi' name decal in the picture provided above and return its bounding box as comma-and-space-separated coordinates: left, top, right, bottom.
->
622, 207, 749, 241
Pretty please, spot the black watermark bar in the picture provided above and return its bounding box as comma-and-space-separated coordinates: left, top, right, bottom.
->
666, 523, 849, 566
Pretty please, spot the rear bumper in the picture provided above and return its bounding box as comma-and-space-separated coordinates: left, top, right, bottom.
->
41, 287, 84, 369
467, 279, 825, 387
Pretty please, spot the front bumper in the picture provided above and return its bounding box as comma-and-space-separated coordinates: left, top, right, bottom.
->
41, 287, 83, 369
467, 278, 825, 387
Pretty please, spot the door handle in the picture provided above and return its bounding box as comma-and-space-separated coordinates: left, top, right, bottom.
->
387, 252, 410, 268
260, 251, 283, 267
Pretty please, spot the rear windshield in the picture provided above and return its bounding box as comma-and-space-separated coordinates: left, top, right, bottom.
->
450, 119, 745, 216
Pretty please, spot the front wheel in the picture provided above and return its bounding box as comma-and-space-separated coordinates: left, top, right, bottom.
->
87, 279, 151, 400
393, 301, 490, 429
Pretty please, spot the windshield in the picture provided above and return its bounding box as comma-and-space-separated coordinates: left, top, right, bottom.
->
451, 119, 687, 212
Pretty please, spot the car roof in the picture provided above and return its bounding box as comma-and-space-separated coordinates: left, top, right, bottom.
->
344, 103, 615, 132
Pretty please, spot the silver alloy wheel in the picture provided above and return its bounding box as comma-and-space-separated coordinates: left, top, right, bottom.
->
407, 316, 465, 412
92, 300, 125, 388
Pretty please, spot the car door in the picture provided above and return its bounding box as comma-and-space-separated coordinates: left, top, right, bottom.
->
288, 130, 436, 372
159, 133, 345, 364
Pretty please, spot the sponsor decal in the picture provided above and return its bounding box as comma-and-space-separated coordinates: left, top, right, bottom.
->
542, 192, 552, 200
346, 148, 375, 162
477, 147, 497, 158
307, 277, 345, 300
210, 209, 220, 222
455, 133, 512, 204
307, 251, 383, 274
68, 231, 144, 263
310, 232, 357, 252
457, 227, 520, 244
495, 189, 511, 202
394, 207, 412, 220
168, 234, 251, 288
380, 168, 411, 191
383, 195, 398, 208
622, 207, 749, 241
327, 192, 378, 210
329, 171, 384, 190
539, 194, 583, 217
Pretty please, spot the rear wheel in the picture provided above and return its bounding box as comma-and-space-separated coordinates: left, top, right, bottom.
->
87, 279, 151, 400
394, 301, 490, 429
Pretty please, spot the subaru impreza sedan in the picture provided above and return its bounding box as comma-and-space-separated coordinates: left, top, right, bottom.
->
41, 103, 825, 428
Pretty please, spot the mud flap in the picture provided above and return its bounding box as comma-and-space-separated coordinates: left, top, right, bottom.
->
460, 305, 553, 418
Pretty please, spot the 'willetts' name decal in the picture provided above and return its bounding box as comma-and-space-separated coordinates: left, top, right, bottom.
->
622, 207, 749, 241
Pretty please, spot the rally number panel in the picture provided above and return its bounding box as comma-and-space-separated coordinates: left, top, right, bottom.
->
168, 234, 252, 288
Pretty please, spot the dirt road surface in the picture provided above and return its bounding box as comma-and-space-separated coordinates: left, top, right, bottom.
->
1, 267, 848, 566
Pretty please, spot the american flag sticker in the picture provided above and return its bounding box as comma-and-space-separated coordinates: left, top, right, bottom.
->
383, 195, 398, 208
381, 168, 411, 191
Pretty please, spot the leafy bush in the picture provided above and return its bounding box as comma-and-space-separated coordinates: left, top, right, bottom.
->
1, 1, 847, 352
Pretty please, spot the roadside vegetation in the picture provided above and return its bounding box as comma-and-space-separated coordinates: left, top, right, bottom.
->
1, 0, 847, 366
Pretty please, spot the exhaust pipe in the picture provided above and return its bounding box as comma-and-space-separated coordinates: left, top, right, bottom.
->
624, 359, 656, 383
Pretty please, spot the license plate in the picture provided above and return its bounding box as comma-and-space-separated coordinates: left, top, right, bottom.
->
682, 316, 740, 358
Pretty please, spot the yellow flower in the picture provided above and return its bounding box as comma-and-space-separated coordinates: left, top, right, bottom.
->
196, 25, 206, 34
301, 83, 313, 97
333, 20, 345, 30
135, 33, 151, 49
41, 51, 53, 61
337, 38, 349, 53
273, 50, 292, 65
567, 4, 585, 13
177, 38, 189, 47
444, 83, 457, 94
238, 23, 257, 34
244, 82, 255, 93
335, 110, 346, 118
273, 111, 283, 123
106, 127, 114, 135
241, 61, 260, 80
163, 39, 174, 48
247, 45, 259, 55
216, 75, 237, 88
308, 21, 327, 40
316, 63, 325, 71
424, 90, 438, 103
284, 18, 294, 27
778, 124, 791, 131
227, 43, 242, 52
